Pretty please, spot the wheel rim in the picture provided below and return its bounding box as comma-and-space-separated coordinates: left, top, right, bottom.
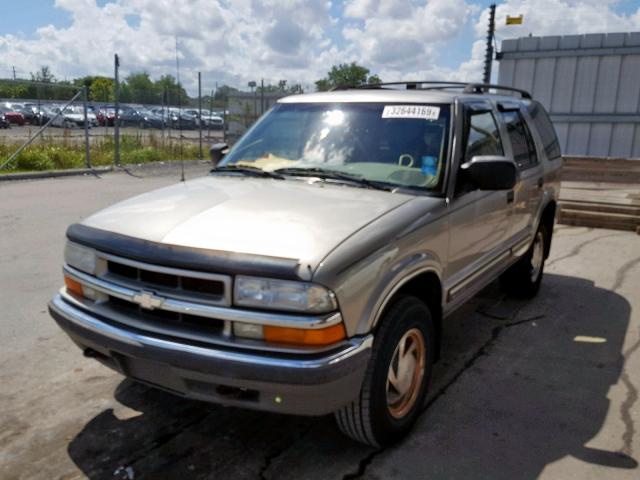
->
386, 328, 426, 419
530, 231, 545, 283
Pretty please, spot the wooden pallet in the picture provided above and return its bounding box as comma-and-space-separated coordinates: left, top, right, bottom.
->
558, 177, 640, 233
561, 156, 640, 184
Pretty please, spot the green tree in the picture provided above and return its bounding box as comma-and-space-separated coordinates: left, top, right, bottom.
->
90, 77, 114, 102
30, 65, 56, 83
315, 63, 381, 91
124, 72, 159, 104
0, 81, 28, 99
29, 66, 57, 99
73, 75, 96, 89
155, 75, 189, 106
315, 79, 331, 92
52, 80, 77, 100
214, 84, 239, 101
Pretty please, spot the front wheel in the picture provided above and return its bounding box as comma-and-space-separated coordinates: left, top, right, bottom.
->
334, 296, 434, 446
500, 224, 548, 298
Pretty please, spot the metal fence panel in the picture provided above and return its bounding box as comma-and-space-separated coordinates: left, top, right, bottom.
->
498, 32, 640, 158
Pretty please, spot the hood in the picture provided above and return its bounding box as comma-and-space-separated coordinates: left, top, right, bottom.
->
82, 175, 414, 271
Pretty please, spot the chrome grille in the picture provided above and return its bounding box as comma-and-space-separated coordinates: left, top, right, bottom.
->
97, 252, 232, 307
108, 295, 225, 336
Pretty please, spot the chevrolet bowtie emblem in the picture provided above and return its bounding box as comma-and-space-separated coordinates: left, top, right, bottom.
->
132, 290, 165, 310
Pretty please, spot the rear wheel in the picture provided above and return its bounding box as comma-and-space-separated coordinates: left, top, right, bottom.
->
334, 295, 434, 446
500, 224, 548, 298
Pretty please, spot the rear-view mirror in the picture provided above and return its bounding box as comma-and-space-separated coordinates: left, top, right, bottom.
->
460, 155, 517, 190
210, 143, 229, 166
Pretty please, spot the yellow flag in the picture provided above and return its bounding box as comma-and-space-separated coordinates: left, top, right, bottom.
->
506, 15, 524, 25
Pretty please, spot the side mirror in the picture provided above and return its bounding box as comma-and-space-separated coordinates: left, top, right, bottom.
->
460, 155, 517, 190
210, 143, 229, 166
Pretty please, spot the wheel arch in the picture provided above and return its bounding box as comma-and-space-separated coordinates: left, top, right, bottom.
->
373, 269, 443, 360
540, 200, 556, 259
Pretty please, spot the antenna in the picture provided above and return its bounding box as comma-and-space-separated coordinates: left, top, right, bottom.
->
175, 35, 185, 182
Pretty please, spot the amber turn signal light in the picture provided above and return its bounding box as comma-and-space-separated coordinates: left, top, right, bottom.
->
264, 323, 346, 346
64, 275, 84, 298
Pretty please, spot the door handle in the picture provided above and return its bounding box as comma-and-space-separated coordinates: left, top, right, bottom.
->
507, 190, 515, 203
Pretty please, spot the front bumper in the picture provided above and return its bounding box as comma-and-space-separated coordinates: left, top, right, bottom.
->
49, 294, 372, 415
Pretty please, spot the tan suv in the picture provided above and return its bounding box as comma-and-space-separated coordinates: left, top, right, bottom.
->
50, 81, 562, 446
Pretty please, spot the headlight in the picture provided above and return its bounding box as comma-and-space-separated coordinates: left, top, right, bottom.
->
64, 241, 96, 274
234, 276, 337, 313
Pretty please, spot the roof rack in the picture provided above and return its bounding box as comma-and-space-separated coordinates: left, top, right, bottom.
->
331, 81, 468, 91
330, 80, 532, 99
461, 83, 531, 99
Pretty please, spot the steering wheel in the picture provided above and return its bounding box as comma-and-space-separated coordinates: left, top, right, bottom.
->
398, 154, 414, 168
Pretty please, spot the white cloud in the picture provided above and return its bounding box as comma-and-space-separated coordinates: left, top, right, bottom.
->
0, 0, 638, 93
343, 0, 475, 71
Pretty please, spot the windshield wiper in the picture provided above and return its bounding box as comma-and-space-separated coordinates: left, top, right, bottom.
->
274, 167, 394, 191
210, 165, 284, 179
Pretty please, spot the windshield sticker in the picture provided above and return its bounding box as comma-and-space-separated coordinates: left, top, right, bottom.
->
382, 105, 440, 120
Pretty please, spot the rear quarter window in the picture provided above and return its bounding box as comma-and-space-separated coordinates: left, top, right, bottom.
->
499, 110, 538, 170
527, 101, 561, 161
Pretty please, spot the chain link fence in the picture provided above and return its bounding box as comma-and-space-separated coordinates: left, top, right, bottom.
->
0, 67, 302, 174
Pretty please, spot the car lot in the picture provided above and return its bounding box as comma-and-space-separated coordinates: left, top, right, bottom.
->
0, 125, 224, 143
1, 168, 639, 480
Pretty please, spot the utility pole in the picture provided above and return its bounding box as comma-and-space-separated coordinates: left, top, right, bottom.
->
248, 81, 257, 121
260, 78, 264, 116
12, 66, 16, 80
198, 71, 203, 159
483, 4, 496, 85
83, 85, 91, 168
209, 89, 214, 139
114, 53, 121, 166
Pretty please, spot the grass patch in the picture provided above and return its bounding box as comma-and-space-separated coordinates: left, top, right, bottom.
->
0, 133, 201, 173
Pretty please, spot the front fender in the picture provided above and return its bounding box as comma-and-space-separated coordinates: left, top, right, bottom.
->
357, 252, 443, 334
313, 197, 449, 337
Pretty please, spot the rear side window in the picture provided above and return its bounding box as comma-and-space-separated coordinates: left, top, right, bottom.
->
527, 101, 561, 161
464, 111, 504, 162
499, 110, 538, 170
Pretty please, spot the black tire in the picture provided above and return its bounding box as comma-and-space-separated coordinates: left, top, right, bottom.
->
334, 295, 435, 447
500, 223, 548, 298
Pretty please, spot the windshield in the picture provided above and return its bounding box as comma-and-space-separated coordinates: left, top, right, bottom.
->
221, 102, 450, 191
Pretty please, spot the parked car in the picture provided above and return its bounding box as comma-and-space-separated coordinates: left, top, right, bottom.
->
0, 111, 10, 129
116, 108, 142, 127
38, 106, 58, 125
49, 81, 562, 447
49, 106, 96, 128
112, 108, 160, 129
21, 104, 48, 125
96, 107, 116, 127
165, 108, 197, 129
0, 106, 25, 126
182, 108, 223, 128
195, 109, 224, 130
137, 109, 165, 129
15, 106, 37, 124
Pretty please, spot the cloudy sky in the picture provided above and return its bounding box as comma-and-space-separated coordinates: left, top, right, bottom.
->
1, 0, 639, 94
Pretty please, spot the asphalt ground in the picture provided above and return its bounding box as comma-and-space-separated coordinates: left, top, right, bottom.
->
1, 168, 639, 480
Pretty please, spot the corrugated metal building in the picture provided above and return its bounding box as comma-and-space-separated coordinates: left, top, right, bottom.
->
497, 32, 640, 159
